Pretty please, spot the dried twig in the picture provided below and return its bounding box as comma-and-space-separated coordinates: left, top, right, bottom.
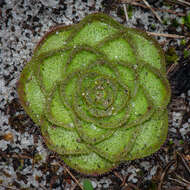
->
0, 185, 18, 190
158, 160, 176, 190
175, 173, 190, 185
113, 171, 128, 187
123, 3, 129, 22
62, 164, 83, 190
176, 0, 190, 6
147, 32, 186, 39
167, 63, 178, 74
121, 0, 162, 22
120, 0, 143, 3
158, 152, 190, 189
177, 152, 190, 175
168, 177, 190, 187
70, 183, 78, 190
114, 171, 124, 182
39, 184, 48, 190
120, 0, 185, 16
124, 183, 140, 190
142, 0, 162, 23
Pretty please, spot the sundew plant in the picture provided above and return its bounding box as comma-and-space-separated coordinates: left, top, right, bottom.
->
17, 13, 171, 175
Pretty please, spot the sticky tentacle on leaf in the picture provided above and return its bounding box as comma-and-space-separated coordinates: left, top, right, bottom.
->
18, 13, 171, 175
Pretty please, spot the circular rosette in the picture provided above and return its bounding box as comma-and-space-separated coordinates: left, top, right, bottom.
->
17, 13, 171, 175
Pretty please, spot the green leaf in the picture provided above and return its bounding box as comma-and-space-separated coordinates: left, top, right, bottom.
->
165, 47, 179, 65
127, 5, 133, 19
184, 49, 190, 58
18, 13, 171, 175
83, 179, 94, 190
182, 12, 190, 29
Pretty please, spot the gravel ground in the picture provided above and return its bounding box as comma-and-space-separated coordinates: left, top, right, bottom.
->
0, 0, 190, 189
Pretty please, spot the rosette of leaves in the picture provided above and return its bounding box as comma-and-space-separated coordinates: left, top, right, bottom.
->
18, 13, 171, 175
